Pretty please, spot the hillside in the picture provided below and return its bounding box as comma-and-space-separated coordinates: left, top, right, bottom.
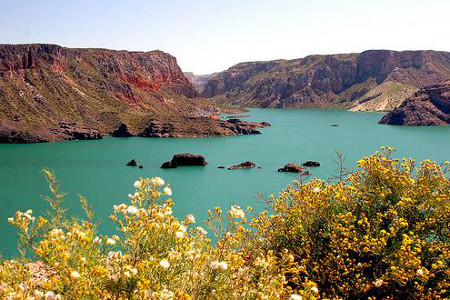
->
203, 50, 450, 111
379, 80, 450, 126
0, 44, 266, 143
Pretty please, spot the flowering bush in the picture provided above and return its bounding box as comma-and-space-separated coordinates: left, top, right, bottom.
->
0, 147, 448, 299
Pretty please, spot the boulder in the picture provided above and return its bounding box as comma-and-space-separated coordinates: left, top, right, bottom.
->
302, 161, 320, 167
278, 163, 306, 173
228, 161, 256, 170
126, 159, 138, 167
218, 166, 225, 169
138, 165, 144, 169
171, 153, 208, 166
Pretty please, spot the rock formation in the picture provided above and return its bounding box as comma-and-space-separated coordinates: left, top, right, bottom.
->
161, 153, 208, 168
379, 81, 450, 126
278, 163, 306, 173
203, 50, 450, 111
126, 159, 138, 166
0, 44, 269, 143
228, 161, 257, 170
303, 161, 320, 167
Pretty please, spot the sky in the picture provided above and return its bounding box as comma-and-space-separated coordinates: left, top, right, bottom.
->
1, 0, 449, 74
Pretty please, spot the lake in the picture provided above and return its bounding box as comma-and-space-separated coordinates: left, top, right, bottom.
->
0, 109, 449, 256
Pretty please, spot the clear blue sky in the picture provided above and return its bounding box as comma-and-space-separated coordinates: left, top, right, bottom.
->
1, 0, 449, 74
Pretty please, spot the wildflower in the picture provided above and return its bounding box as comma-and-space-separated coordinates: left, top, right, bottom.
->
163, 186, 172, 196
159, 259, 170, 269
186, 214, 196, 223
44, 291, 56, 300
128, 193, 133, 198
176, 231, 184, 239
106, 238, 116, 246
113, 203, 127, 213
131, 268, 138, 275
196, 226, 207, 235
311, 286, 319, 293
126, 205, 138, 215
124, 271, 131, 278
291, 295, 303, 300
210, 261, 220, 270
178, 224, 187, 232
151, 176, 165, 186
219, 261, 228, 270
93, 236, 101, 244
374, 279, 384, 287
134, 180, 142, 188
417, 268, 424, 276
229, 205, 245, 219
7, 217, 14, 224
313, 187, 320, 193
164, 207, 173, 216
70, 270, 80, 279
33, 290, 44, 298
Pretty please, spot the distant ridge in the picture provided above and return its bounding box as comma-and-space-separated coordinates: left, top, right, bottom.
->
202, 50, 450, 112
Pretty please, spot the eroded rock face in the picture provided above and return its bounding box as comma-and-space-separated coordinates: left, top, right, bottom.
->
228, 161, 256, 170
278, 163, 306, 173
379, 81, 450, 126
51, 122, 102, 140
113, 124, 133, 137
0, 128, 44, 143
0, 44, 206, 143
203, 50, 450, 110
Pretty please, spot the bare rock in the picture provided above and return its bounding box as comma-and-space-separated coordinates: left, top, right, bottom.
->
303, 161, 320, 167
228, 161, 256, 170
278, 163, 306, 173
127, 159, 138, 166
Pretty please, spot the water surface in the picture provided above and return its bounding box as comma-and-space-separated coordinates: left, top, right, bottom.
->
0, 109, 449, 256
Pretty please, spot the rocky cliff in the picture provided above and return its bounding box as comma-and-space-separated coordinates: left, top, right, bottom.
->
0, 44, 266, 142
203, 50, 450, 111
183, 72, 217, 93
378, 81, 450, 126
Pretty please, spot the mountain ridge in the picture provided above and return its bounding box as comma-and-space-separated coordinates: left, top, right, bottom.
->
0, 44, 267, 142
202, 50, 450, 111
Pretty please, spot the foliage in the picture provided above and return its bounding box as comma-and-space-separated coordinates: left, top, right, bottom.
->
0, 147, 449, 299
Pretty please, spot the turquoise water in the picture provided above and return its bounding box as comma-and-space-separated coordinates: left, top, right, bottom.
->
0, 109, 449, 256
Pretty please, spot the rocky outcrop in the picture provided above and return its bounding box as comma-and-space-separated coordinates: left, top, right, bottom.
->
126, 159, 138, 166
203, 50, 450, 111
161, 153, 207, 168
51, 122, 102, 140
278, 163, 306, 173
172, 153, 207, 166
112, 124, 133, 137
379, 81, 450, 126
228, 161, 257, 170
139, 117, 269, 138
2, 44, 268, 143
